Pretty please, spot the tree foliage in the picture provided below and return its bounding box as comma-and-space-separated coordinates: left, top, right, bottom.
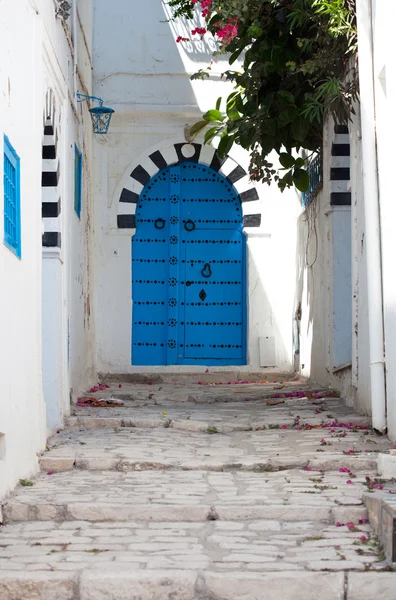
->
169, 0, 357, 191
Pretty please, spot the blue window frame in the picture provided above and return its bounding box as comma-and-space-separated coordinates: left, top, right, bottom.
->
74, 144, 82, 218
3, 135, 21, 258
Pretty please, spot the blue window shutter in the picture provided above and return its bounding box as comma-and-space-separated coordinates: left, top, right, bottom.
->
74, 144, 82, 218
3, 135, 21, 258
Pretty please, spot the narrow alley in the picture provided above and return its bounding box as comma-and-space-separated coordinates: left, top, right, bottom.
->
2, 0, 396, 597
1, 375, 395, 598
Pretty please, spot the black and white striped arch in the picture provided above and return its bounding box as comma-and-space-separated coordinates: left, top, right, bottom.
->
330, 124, 351, 206
42, 89, 61, 248
117, 143, 261, 230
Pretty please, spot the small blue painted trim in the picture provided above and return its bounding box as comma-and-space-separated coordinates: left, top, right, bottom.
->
74, 144, 82, 219
241, 231, 247, 365
3, 135, 21, 259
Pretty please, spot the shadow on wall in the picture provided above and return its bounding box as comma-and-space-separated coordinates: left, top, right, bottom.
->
162, 3, 231, 66
294, 195, 355, 401
294, 200, 320, 377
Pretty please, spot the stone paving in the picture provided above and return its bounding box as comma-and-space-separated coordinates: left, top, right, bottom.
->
0, 378, 395, 599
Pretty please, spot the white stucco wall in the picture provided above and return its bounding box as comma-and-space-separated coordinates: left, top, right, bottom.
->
0, 0, 96, 497
296, 118, 355, 401
0, 0, 46, 498
297, 112, 372, 416
40, 0, 96, 419
92, 0, 300, 374
372, 0, 396, 439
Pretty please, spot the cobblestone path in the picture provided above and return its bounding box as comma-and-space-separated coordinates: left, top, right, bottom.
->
0, 377, 395, 599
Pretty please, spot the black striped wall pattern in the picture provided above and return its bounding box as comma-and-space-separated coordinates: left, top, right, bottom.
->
330, 124, 351, 206
117, 143, 262, 231
42, 89, 61, 248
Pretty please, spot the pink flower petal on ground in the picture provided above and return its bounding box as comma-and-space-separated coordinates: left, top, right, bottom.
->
304, 466, 312, 471
118, 384, 122, 388
346, 522, 355, 530
47, 472, 53, 476
360, 535, 367, 542
346, 480, 352, 484
205, 369, 209, 373
358, 518, 369, 524
336, 522, 344, 527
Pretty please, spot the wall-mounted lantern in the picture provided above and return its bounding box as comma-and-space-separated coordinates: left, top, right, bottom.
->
77, 93, 115, 134
55, 0, 71, 20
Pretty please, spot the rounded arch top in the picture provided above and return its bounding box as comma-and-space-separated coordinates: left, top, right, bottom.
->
116, 142, 262, 231
135, 161, 244, 232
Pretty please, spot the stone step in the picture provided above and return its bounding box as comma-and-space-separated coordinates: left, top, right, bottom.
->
100, 371, 297, 385
0, 519, 390, 600
67, 395, 371, 432
73, 382, 323, 409
2, 570, 395, 600
2, 470, 373, 524
39, 426, 389, 475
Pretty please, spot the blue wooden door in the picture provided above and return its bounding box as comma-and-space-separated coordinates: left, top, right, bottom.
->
132, 162, 246, 365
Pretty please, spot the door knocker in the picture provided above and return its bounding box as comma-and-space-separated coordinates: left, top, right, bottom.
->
201, 263, 212, 278
184, 219, 195, 232
154, 218, 165, 230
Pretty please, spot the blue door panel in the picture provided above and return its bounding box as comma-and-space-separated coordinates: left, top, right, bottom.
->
181, 229, 244, 359
132, 162, 246, 365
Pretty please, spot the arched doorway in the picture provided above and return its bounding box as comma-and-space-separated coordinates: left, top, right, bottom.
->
132, 161, 246, 365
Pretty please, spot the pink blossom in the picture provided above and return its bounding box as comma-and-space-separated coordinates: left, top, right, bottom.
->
358, 518, 369, 525
339, 467, 351, 473
281, 425, 287, 429
346, 480, 352, 484
191, 27, 207, 36
360, 535, 368, 542
216, 22, 238, 44
47, 472, 53, 476
346, 522, 355, 530
336, 522, 344, 527
304, 466, 312, 471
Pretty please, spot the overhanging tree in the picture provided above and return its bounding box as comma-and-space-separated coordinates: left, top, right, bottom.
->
169, 0, 357, 192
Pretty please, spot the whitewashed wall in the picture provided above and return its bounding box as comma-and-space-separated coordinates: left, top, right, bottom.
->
92, 0, 300, 374
297, 112, 373, 416
372, 0, 396, 439
297, 118, 354, 401
0, 0, 96, 498
40, 0, 96, 424
0, 0, 45, 499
